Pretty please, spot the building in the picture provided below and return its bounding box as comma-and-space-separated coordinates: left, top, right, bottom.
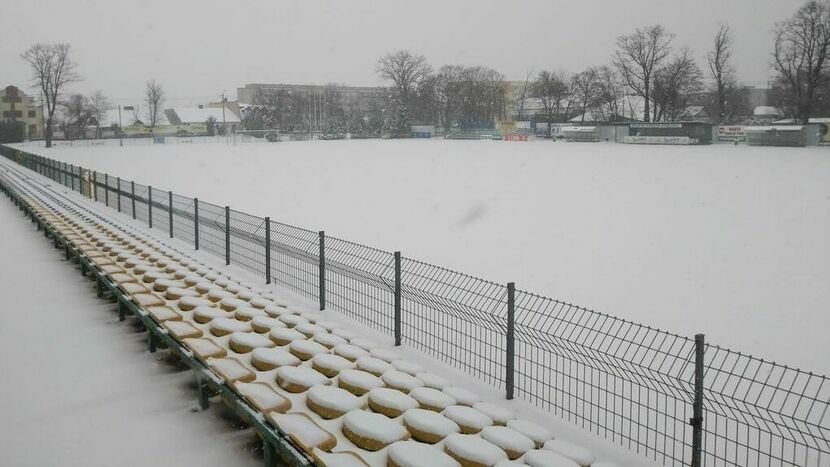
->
1, 85, 44, 140
165, 106, 241, 134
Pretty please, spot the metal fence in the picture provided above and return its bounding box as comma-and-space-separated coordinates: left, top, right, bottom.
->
2, 144, 827, 467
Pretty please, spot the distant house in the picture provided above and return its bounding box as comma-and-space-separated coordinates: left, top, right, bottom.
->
1, 85, 44, 140
753, 106, 783, 122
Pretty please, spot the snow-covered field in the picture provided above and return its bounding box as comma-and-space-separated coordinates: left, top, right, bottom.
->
0, 198, 262, 467
23, 139, 830, 375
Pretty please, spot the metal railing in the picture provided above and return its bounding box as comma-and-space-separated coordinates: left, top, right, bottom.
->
2, 144, 827, 467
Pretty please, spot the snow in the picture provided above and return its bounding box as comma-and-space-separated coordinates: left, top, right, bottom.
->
314, 332, 348, 348
442, 405, 494, 432
444, 433, 508, 465
193, 305, 230, 323
403, 408, 460, 438
543, 439, 596, 466
207, 289, 235, 302
369, 348, 401, 363
367, 388, 419, 415
0, 200, 260, 467
234, 306, 268, 320
307, 385, 363, 413
312, 353, 355, 374
234, 382, 291, 413
269, 327, 305, 345
416, 372, 451, 390
166, 286, 200, 299
289, 339, 329, 358
279, 313, 309, 327
250, 315, 284, 331
295, 322, 326, 337
349, 338, 378, 351
333, 343, 369, 361
409, 387, 457, 411
386, 440, 460, 467
32, 140, 830, 373
392, 359, 425, 376
269, 413, 334, 450
342, 410, 409, 445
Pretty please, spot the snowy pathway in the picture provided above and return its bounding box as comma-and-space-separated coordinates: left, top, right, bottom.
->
0, 199, 261, 467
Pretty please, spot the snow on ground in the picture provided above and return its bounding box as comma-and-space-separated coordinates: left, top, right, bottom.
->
22, 139, 830, 375
0, 199, 261, 467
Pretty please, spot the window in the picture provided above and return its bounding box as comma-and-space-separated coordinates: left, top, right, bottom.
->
28, 111, 36, 118
29, 124, 37, 134
2, 111, 9, 118
1, 97, 6, 103
14, 110, 23, 118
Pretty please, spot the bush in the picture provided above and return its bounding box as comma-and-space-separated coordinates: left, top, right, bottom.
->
0, 121, 25, 144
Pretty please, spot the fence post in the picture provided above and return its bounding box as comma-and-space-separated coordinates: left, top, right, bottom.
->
318, 231, 326, 311
93, 171, 98, 202
148, 186, 153, 228
194, 198, 199, 250
225, 206, 230, 265
506, 282, 516, 400
265, 217, 271, 284
168, 191, 173, 238
79, 167, 83, 195
131, 181, 136, 219
394, 251, 402, 346
63, 162, 67, 186
71, 164, 75, 192
104, 174, 109, 206
691, 333, 705, 467
117, 177, 121, 212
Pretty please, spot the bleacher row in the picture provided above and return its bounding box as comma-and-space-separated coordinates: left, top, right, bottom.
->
0, 160, 621, 467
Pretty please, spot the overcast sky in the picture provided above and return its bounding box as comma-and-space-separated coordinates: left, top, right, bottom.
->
2, 0, 797, 106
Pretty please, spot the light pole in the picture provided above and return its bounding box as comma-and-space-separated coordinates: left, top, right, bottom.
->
118, 105, 123, 147
221, 91, 228, 144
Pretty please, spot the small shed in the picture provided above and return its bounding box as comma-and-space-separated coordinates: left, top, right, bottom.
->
562, 126, 601, 142
744, 126, 806, 147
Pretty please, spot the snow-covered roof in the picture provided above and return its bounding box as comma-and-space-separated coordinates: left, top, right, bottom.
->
753, 106, 783, 117
168, 107, 240, 124
745, 125, 804, 132
773, 117, 830, 124
102, 107, 170, 127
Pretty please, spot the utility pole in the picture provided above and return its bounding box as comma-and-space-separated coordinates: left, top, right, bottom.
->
222, 92, 228, 145
118, 105, 123, 147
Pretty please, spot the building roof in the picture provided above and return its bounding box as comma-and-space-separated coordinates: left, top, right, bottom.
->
166, 107, 240, 124
753, 106, 783, 117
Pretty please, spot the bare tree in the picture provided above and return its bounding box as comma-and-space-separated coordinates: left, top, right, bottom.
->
88, 90, 112, 138
572, 67, 601, 124
707, 24, 737, 123
613, 25, 674, 122
652, 48, 704, 121
61, 93, 92, 139
20, 43, 81, 147
595, 66, 624, 122
376, 50, 432, 117
145, 80, 165, 128
773, 0, 830, 123
530, 70, 571, 136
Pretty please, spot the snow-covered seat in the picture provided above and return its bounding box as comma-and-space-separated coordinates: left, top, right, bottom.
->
505, 420, 553, 448
403, 408, 460, 443
234, 306, 268, 321
208, 357, 255, 384
177, 296, 212, 312
289, 339, 329, 361
276, 366, 330, 393
251, 347, 301, 371
146, 306, 181, 323
278, 313, 309, 328
269, 412, 337, 453
341, 409, 410, 451
442, 405, 493, 434
543, 440, 595, 467
417, 372, 451, 390
381, 369, 423, 393
209, 317, 252, 336
348, 338, 377, 351
312, 353, 355, 377
313, 332, 348, 349
269, 327, 305, 346
443, 387, 481, 407
109, 272, 137, 284
392, 360, 424, 376
473, 402, 516, 426
141, 270, 174, 284
234, 381, 292, 414
523, 449, 579, 467
229, 331, 275, 353
152, 278, 186, 292
183, 337, 227, 360
410, 387, 456, 412
481, 426, 535, 460
306, 385, 363, 419
219, 297, 247, 312
444, 433, 508, 467
387, 440, 460, 467
207, 289, 235, 303
162, 320, 203, 339
165, 286, 200, 301
248, 296, 271, 309
356, 356, 392, 376
251, 315, 284, 333
295, 322, 326, 338
311, 449, 370, 467
333, 344, 369, 362
132, 293, 166, 307
368, 347, 400, 363
367, 387, 419, 418
338, 369, 384, 396
263, 304, 292, 317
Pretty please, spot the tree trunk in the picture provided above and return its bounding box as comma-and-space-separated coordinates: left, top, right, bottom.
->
45, 117, 53, 148
643, 81, 651, 122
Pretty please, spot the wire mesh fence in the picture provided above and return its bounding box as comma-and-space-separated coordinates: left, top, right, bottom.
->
1, 144, 828, 467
